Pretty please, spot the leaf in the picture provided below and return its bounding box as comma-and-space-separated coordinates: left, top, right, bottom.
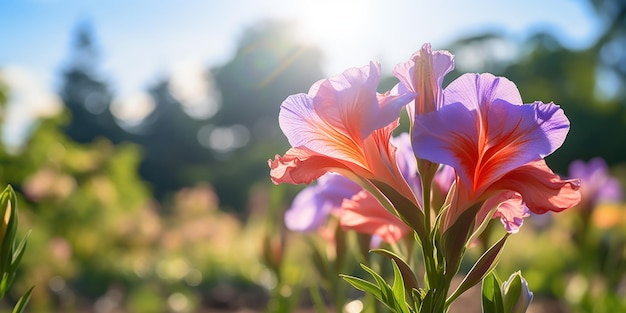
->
361, 263, 396, 306
370, 180, 427, 243
12, 286, 33, 313
341, 274, 383, 299
0, 186, 18, 276
441, 202, 482, 282
447, 233, 509, 304
412, 288, 424, 311
371, 248, 419, 291
391, 260, 409, 313
481, 273, 504, 313
10, 231, 31, 273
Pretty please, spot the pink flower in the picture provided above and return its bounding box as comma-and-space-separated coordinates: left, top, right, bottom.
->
412, 73, 581, 231
393, 43, 455, 116
340, 190, 411, 244
269, 62, 418, 210
283, 133, 420, 244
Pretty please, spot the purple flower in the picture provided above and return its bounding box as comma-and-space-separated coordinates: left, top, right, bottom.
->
568, 157, 622, 209
284, 173, 361, 232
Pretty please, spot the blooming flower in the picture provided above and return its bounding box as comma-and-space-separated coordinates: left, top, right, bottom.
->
284, 173, 361, 232
284, 133, 418, 244
568, 157, 622, 210
340, 190, 411, 244
411, 72, 580, 231
269, 62, 423, 232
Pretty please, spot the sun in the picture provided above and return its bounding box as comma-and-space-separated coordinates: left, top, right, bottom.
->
295, 0, 370, 47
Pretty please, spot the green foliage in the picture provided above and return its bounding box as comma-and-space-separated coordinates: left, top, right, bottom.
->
342, 261, 413, 313
481, 273, 504, 313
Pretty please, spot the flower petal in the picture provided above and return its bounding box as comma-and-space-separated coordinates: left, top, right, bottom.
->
444, 73, 522, 110
392, 133, 421, 197
277, 62, 413, 173
284, 173, 362, 232
284, 185, 329, 232
269, 147, 352, 185
491, 160, 581, 214
393, 43, 455, 115
340, 190, 410, 244
479, 191, 529, 234
413, 73, 571, 194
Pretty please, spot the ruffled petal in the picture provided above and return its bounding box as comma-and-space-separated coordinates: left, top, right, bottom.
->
279, 93, 367, 167
491, 160, 581, 214
478, 191, 529, 234
340, 190, 411, 244
269, 147, 354, 185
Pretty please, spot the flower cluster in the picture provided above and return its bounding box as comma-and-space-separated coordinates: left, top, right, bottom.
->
269, 43, 581, 312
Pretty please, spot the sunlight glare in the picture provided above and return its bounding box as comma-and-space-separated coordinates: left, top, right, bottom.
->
296, 0, 370, 46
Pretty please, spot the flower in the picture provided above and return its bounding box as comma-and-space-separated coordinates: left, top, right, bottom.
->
568, 157, 622, 210
284, 173, 361, 232
393, 43, 455, 116
478, 191, 529, 234
269, 62, 413, 187
502, 271, 534, 313
393, 43, 455, 187
412, 72, 581, 231
284, 133, 418, 244
269, 61, 423, 232
340, 190, 411, 244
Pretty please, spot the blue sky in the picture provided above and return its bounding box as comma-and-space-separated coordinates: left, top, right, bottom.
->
1, 0, 601, 96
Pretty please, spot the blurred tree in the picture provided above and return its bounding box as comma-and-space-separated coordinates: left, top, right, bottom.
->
207, 20, 325, 212
55, 19, 325, 212
58, 20, 127, 144
443, 0, 626, 174
133, 80, 214, 202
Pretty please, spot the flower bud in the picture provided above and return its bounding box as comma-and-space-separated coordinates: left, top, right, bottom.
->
502, 271, 533, 313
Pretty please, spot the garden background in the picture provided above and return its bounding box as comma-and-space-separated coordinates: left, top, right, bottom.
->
1, 0, 626, 312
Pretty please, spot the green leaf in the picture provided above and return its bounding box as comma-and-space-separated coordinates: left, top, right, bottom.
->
308, 240, 330, 281
334, 220, 348, 273
9, 231, 31, 273
361, 263, 396, 306
441, 202, 482, 282
12, 285, 33, 313
447, 233, 509, 305
391, 260, 409, 313
371, 248, 419, 291
341, 274, 383, 300
0, 186, 18, 276
370, 180, 426, 242
412, 288, 425, 311
342, 273, 400, 312
482, 273, 504, 313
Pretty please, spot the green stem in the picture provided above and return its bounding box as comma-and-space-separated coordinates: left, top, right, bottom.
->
309, 284, 329, 313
